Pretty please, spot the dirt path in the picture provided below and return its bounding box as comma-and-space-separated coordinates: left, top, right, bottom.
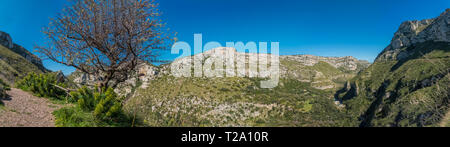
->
0, 88, 62, 127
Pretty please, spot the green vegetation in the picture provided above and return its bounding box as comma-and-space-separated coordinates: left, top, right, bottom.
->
125, 75, 355, 127
308, 61, 343, 77
0, 80, 6, 106
53, 107, 98, 127
15, 72, 67, 100
281, 58, 359, 90
0, 78, 10, 91
13, 72, 133, 127
0, 43, 46, 111
0, 78, 10, 106
0, 45, 43, 84
53, 86, 131, 127
340, 41, 450, 127
6, 63, 131, 127
122, 56, 366, 127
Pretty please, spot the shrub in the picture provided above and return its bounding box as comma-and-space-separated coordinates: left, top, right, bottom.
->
69, 86, 94, 106
53, 105, 131, 127
0, 78, 10, 90
53, 106, 97, 127
15, 72, 67, 99
93, 88, 123, 120
59, 86, 130, 126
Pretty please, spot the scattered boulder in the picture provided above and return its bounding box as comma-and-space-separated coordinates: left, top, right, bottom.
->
55, 71, 66, 83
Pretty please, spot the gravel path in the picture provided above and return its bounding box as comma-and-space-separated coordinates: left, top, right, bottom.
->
0, 88, 62, 127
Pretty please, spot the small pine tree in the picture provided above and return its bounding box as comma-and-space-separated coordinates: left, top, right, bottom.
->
70, 86, 124, 121
16, 72, 66, 99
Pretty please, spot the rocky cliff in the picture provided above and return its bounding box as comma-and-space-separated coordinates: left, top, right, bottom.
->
0, 31, 45, 70
377, 9, 450, 61
339, 9, 450, 127
0, 31, 14, 49
0, 31, 47, 84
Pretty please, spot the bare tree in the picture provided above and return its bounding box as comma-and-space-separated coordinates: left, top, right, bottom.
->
36, 0, 171, 90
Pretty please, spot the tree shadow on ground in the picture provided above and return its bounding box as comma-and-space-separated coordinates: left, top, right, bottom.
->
0, 93, 12, 106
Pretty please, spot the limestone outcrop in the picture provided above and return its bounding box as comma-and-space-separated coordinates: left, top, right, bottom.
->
377, 9, 450, 61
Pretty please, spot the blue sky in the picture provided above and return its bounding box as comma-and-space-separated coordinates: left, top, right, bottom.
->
0, 0, 448, 75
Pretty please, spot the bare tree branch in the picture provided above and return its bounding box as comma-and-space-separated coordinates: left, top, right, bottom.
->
36, 0, 172, 90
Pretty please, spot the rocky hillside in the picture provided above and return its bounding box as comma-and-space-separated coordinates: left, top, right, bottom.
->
338, 9, 450, 127
71, 47, 369, 95
280, 55, 369, 90
0, 31, 47, 84
88, 47, 367, 127
69, 44, 369, 126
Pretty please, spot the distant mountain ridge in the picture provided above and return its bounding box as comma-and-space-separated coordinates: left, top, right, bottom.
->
281, 55, 370, 71
71, 47, 370, 96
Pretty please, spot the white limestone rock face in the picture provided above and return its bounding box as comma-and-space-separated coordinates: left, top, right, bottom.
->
170, 47, 369, 90
136, 63, 159, 89
391, 19, 435, 49
72, 71, 99, 87
414, 9, 450, 43
170, 47, 279, 78
377, 9, 450, 61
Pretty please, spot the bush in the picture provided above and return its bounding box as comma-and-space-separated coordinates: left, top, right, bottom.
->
53, 105, 131, 127
0, 79, 10, 91
72, 87, 123, 120
15, 72, 67, 99
53, 106, 97, 127
93, 88, 123, 120
56, 86, 130, 126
